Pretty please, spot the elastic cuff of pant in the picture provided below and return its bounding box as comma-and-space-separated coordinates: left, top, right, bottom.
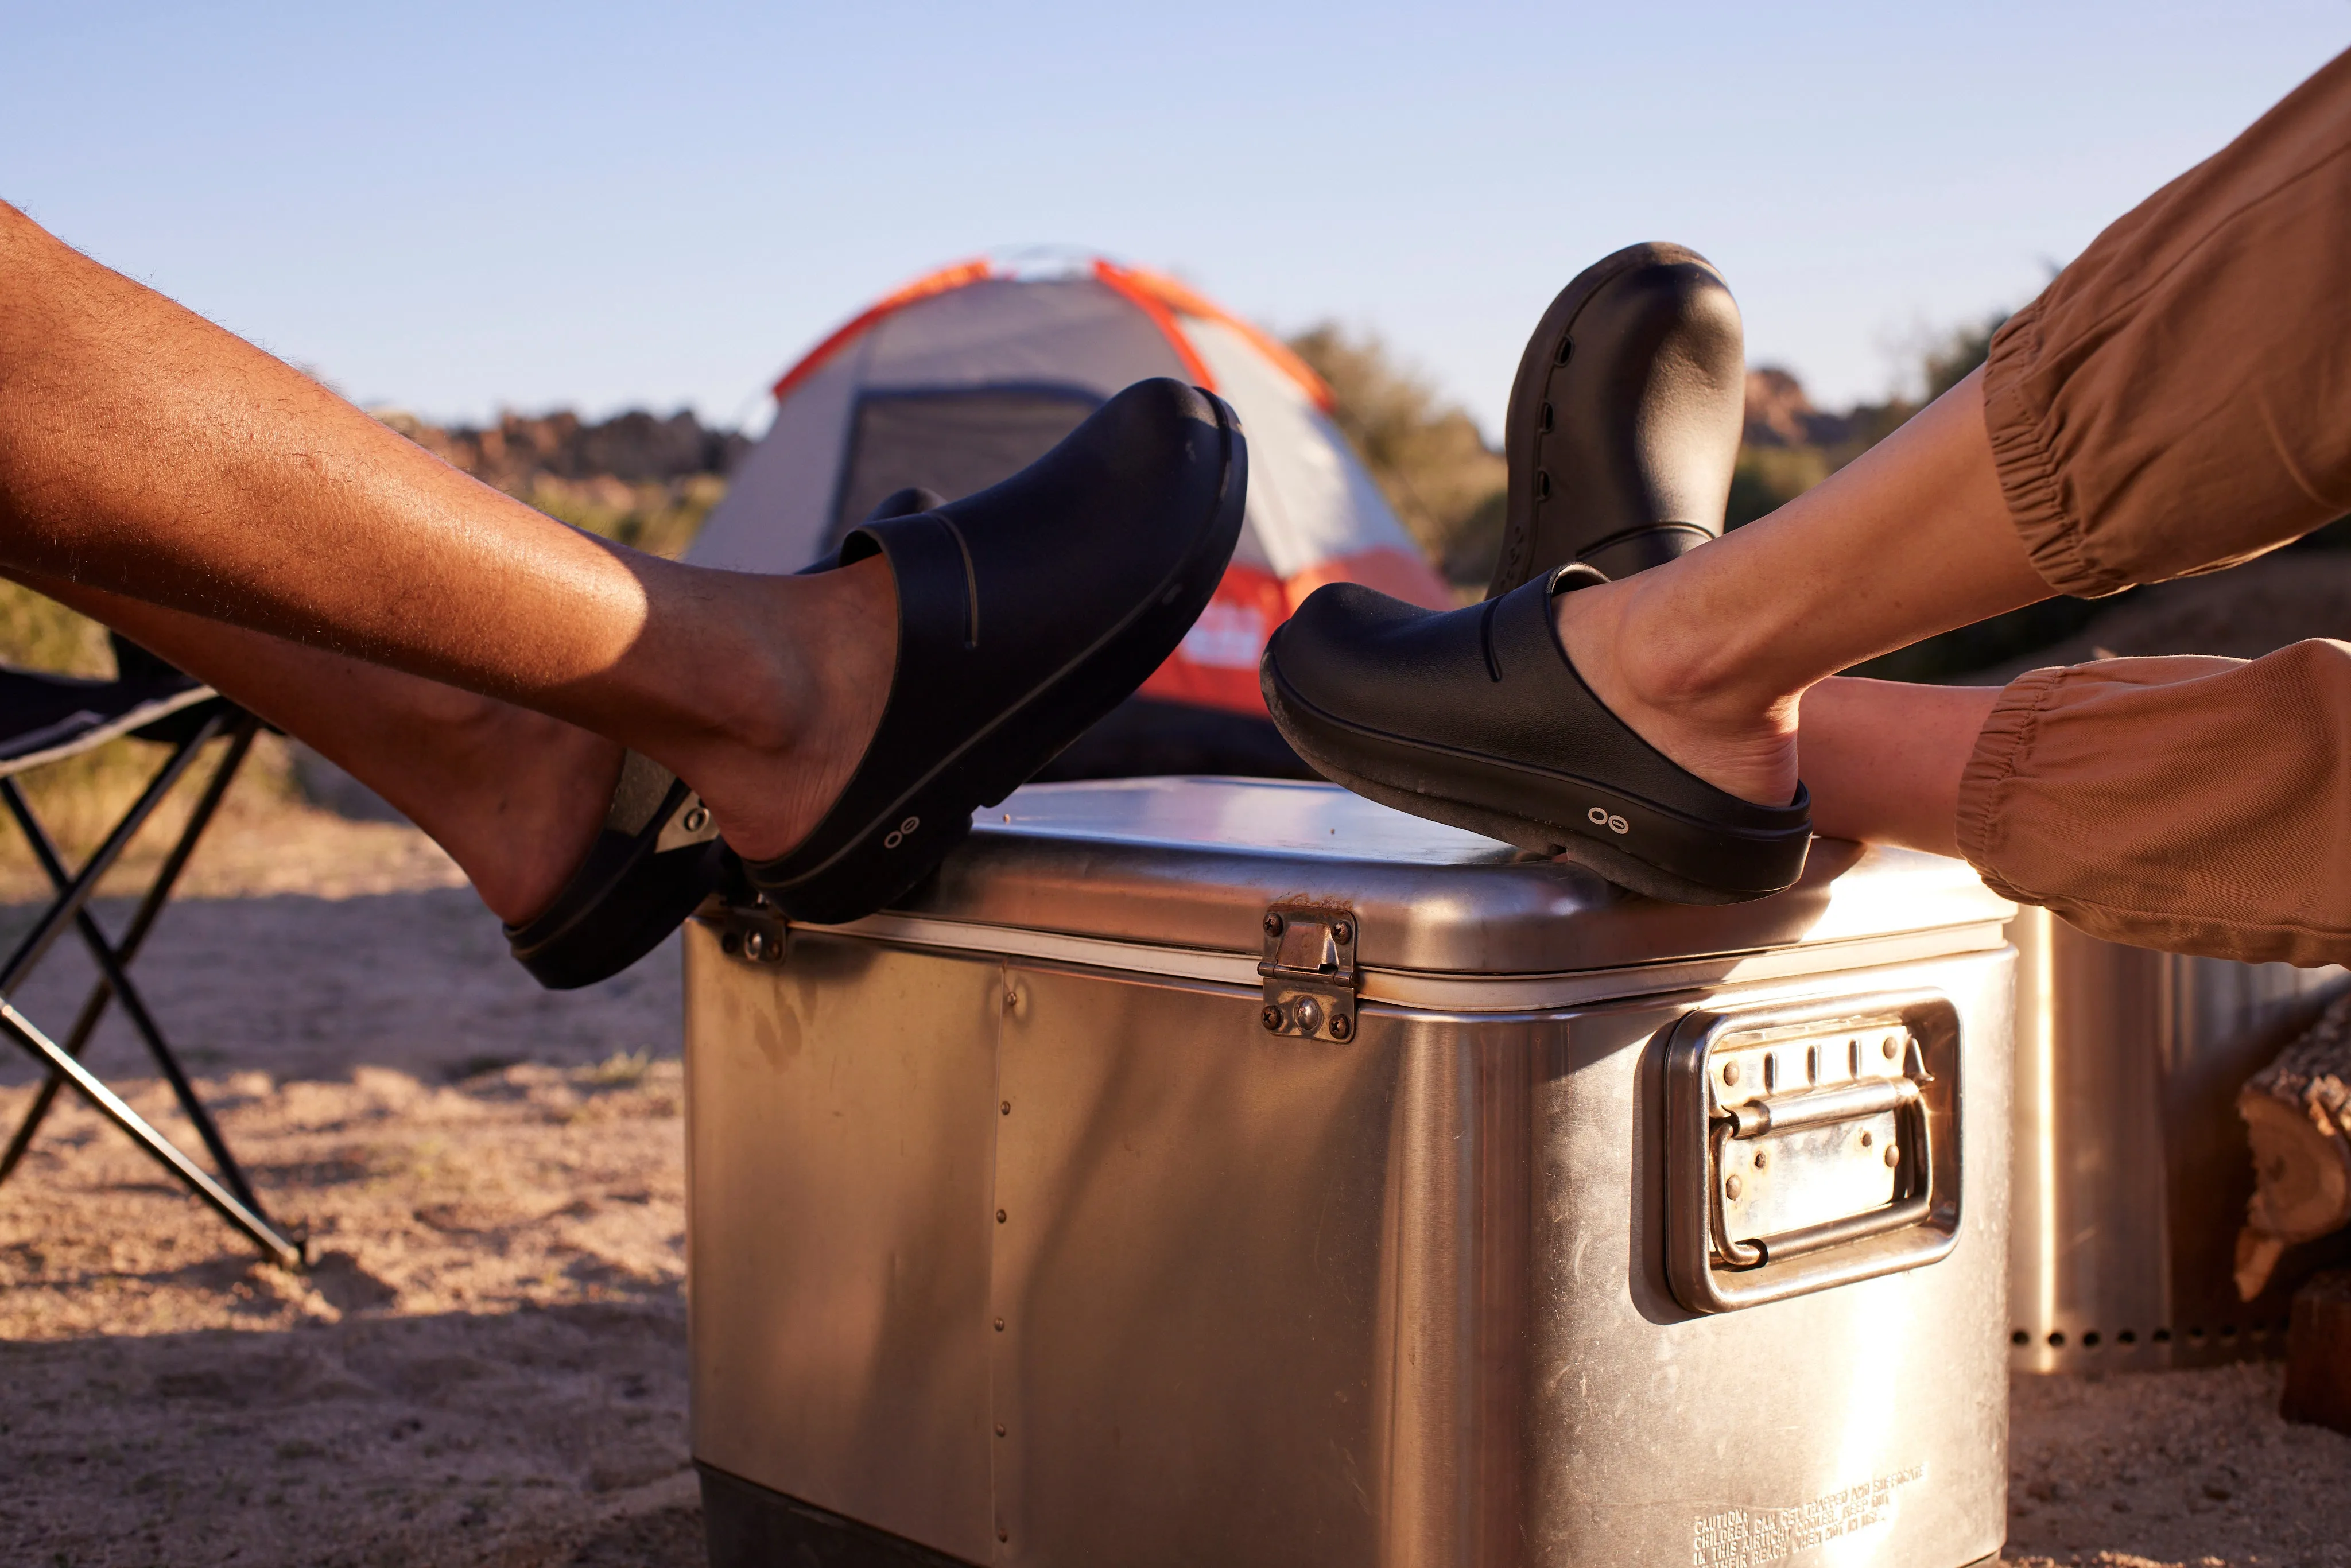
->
1954, 664, 2067, 886
1982, 306, 2125, 599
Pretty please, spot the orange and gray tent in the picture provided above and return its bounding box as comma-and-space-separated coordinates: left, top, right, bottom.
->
688, 254, 1449, 773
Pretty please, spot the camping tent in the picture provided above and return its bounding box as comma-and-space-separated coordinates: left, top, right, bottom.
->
688, 254, 1449, 774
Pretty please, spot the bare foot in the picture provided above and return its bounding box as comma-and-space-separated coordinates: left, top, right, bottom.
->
654, 554, 898, 865
1551, 572, 1803, 809
420, 711, 623, 926
183, 661, 627, 928
397, 557, 894, 913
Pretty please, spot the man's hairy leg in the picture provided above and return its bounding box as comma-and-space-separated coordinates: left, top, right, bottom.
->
20, 573, 617, 926
0, 201, 889, 863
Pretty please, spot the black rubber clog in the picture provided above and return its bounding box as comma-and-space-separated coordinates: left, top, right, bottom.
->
1487, 243, 1745, 597
1262, 567, 1810, 904
863, 486, 945, 524
797, 487, 946, 574
744, 377, 1247, 924
505, 751, 724, 989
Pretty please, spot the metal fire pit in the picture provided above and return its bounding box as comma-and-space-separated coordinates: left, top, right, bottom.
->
2005, 906, 2348, 1373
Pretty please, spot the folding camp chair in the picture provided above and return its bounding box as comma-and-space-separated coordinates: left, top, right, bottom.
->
0, 633, 302, 1268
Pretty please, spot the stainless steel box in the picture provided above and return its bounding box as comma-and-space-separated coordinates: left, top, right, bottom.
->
686, 779, 2016, 1568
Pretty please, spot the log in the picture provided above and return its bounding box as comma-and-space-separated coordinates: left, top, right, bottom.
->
2282, 1269, 2351, 1434
2236, 993, 2351, 1301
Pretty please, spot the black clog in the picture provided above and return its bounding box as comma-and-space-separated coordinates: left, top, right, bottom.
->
798, 487, 945, 573
864, 486, 945, 523
1262, 567, 1810, 904
1488, 243, 1745, 597
506, 751, 723, 989
744, 378, 1247, 923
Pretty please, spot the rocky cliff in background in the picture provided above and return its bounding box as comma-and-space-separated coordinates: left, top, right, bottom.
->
374, 407, 748, 559
1743, 367, 1868, 450
1728, 366, 1920, 529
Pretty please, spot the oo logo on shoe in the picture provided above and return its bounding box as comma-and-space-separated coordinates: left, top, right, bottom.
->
883, 816, 920, 850
1588, 805, 1630, 836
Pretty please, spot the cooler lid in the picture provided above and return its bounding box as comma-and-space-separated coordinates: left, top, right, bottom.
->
862, 778, 2014, 984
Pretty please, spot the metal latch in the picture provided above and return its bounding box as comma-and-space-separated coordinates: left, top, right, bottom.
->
708, 895, 787, 968
1665, 989, 1962, 1313
1258, 903, 1359, 1042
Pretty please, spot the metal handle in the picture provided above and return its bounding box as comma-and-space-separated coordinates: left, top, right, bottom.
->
1665, 988, 1964, 1314
1707, 1077, 1932, 1269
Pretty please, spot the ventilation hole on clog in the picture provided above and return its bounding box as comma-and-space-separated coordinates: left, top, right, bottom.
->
1538, 401, 1554, 433
2046, 1331, 2066, 1348
2010, 1329, 2028, 1346
1534, 471, 1551, 501
1555, 337, 1573, 366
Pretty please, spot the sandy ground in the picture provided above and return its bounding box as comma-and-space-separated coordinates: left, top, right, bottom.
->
2, 795, 2349, 1567
0, 801, 700, 1567
2006, 1364, 2351, 1568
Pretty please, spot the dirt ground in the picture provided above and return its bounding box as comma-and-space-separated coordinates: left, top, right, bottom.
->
0, 797, 700, 1567
2, 789, 2349, 1568
2006, 1364, 2351, 1568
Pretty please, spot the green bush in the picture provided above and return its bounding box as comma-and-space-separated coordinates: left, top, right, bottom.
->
0, 579, 111, 678
1289, 325, 1507, 588
525, 473, 726, 561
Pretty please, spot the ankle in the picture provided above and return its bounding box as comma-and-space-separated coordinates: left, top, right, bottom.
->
647, 574, 842, 771
1554, 572, 1804, 808
642, 556, 897, 865
1576, 570, 1798, 732
727, 558, 895, 760
451, 719, 624, 927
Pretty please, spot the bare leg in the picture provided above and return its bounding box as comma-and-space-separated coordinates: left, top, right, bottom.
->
20, 572, 615, 925
0, 201, 890, 862
1554, 368, 2050, 810
1796, 679, 2003, 857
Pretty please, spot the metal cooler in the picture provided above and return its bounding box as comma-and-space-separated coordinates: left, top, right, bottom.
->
685, 778, 2018, 1568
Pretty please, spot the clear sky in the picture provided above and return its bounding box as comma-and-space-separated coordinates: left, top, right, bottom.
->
7, 2, 2345, 437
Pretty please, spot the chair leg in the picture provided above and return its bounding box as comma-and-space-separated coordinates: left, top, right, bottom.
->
0, 993, 302, 1268
0, 715, 300, 1264
0, 721, 265, 1205
0, 709, 230, 991
75, 937, 262, 1206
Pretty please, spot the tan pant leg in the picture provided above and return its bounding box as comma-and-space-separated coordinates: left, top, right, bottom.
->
1957, 643, 2351, 965
1983, 47, 2351, 597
